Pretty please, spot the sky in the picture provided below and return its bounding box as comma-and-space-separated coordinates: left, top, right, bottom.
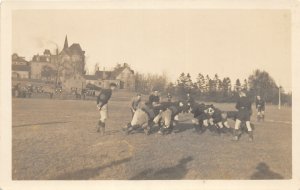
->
12, 10, 291, 92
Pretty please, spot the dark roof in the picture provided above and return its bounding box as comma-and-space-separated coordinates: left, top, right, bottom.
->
84, 75, 99, 80
95, 71, 113, 79
86, 83, 102, 91
12, 55, 28, 63
69, 43, 83, 53
12, 65, 31, 71
111, 66, 134, 78
59, 43, 84, 56
32, 55, 50, 62
44, 49, 51, 55
94, 66, 134, 80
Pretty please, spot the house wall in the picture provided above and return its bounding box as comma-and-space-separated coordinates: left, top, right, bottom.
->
30, 61, 56, 80
116, 67, 135, 90
12, 71, 30, 79
63, 74, 86, 92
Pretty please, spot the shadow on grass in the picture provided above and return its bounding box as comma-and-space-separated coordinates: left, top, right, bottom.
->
250, 162, 284, 179
130, 156, 193, 180
12, 121, 70, 128
173, 123, 195, 134
52, 157, 132, 180
104, 130, 121, 136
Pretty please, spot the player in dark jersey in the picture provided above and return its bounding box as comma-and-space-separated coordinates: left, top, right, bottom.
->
208, 107, 232, 135
185, 93, 195, 113
256, 95, 265, 122
190, 103, 216, 134
154, 101, 186, 135
124, 100, 163, 135
149, 90, 160, 106
96, 83, 117, 135
233, 89, 253, 141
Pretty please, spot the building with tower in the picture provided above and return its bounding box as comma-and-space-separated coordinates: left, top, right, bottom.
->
12, 35, 136, 92
30, 35, 86, 85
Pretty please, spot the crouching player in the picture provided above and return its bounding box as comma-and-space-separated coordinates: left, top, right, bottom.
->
207, 107, 232, 135
130, 93, 142, 117
233, 89, 254, 141
190, 103, 220, 134
155, 101, 186, 135
96, 83, 117, 135
124, 102, 156, 135
190, 103, 208, 133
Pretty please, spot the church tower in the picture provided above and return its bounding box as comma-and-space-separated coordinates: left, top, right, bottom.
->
63, 35, 68, 50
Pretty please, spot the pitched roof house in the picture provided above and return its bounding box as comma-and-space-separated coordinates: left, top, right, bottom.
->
85, 63, 135, 90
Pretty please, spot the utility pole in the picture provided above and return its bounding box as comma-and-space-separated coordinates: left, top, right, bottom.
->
278, 86, 282, 110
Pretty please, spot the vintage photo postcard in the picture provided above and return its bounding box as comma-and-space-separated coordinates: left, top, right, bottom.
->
1, 0, 300, 189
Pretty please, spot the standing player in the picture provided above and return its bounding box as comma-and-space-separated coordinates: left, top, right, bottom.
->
256, 95, 266, 122
96, 83, 117, 135
233, 89, 254, 141
130, 93, 142, 117
167, 92, 172, 102
186, 93, 195, 106
149, 89, 161, 107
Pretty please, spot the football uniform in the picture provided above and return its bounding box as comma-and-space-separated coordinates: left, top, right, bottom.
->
256, 99, 265, 112
96, 89, 112, 122
235, 96, 252, 122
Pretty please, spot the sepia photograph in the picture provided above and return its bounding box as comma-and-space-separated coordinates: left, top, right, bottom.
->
1, 0, 299, 189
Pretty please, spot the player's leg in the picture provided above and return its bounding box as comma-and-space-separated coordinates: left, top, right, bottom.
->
216, 122, 225, 135
246, 121, 253, 141
128, 109, 139, 133
257, 108, 261, 122
261, 110, 265, 121
209, 118, 219, 135
223, 121, 232, 134
208, 118, 215, 132
127, 109, 145, 134
158, 110, 169, 135
97, 120, 102, 133
164, 110, 173, 134
99, 107, 108, 135
233, 119, 241, 141
192, 118, 200, 132
97, 107, 104, 133
130, 108, 135, 118
200, 119, 209, 134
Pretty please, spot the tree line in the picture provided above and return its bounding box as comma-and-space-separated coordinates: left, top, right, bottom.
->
135, 69, 292, 106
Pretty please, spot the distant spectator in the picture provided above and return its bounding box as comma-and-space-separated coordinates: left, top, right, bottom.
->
256, 95, 265, 122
